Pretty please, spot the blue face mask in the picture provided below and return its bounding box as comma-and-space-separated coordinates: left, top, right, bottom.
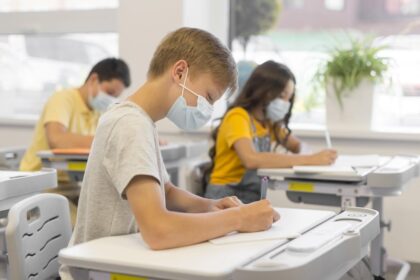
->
267, 98, 291, 122
167, 68, 214, 131
88, 90, 118, 112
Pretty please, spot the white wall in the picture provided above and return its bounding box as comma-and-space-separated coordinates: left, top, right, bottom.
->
118, 0, 183, 93
0, 124, 33, 148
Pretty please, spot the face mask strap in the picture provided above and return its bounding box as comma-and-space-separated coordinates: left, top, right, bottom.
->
184, 85, 201, 99
180, 67, 189, 97
179, 67, 203, 100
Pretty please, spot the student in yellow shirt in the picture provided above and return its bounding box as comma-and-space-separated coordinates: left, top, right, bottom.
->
20, 58, 131, 171
204, 61, 337, 203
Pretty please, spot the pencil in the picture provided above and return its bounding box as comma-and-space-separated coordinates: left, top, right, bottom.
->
261, 176, 269, 200
325, 130, 332, 149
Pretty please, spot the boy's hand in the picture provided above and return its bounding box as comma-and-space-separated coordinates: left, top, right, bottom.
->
237, 199, 280, 232
209, 196, 243, 211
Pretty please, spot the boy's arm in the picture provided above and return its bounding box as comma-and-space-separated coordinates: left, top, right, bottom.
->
163, 181, 242, 213
45, 122, 93, 149
43, 92, 93, 149
126, 175, 279, 250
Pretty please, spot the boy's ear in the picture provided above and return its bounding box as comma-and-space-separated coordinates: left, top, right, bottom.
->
86, 73, 99, 85
172, 60, 188, 83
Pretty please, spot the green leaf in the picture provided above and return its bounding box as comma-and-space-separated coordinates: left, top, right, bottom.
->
314, 36, 390, 109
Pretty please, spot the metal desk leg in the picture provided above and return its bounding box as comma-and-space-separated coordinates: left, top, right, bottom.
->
371, 197, 385, 279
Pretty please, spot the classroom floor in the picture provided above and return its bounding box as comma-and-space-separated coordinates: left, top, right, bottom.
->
385, 262, 420, 280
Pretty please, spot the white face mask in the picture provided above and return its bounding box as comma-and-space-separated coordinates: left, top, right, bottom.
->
88, 90, 118, 112
167, 68, 214, 131
267, 98, 291, 122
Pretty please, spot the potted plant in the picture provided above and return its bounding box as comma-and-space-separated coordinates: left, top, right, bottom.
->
315, 38, 389, 131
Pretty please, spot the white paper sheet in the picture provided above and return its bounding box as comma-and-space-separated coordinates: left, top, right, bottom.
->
209, 228, 300, 245
293, 155, 380, 174
335, 155, 380, 167
210, 208, 335, 245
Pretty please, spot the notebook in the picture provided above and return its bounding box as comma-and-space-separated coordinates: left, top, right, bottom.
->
210, 208, 335, 245
293, 154, 380, 175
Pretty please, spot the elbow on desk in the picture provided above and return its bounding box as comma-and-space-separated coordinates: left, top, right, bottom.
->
47, 134, 66, 149
139, 225, 177, 250
47, 136, 59, 149
142, 236, 167, 251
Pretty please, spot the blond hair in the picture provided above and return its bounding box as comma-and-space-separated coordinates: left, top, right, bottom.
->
148, 27, 237, 93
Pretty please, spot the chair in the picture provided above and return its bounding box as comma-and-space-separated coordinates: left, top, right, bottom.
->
178, 157, 211, 196
5, 193, 72, 279
0, 147, 26, 170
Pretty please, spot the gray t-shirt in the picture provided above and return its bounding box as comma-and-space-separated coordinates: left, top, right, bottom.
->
60, 101, 169, 280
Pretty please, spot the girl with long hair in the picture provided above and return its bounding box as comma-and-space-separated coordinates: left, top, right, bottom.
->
204, 60, 337, 203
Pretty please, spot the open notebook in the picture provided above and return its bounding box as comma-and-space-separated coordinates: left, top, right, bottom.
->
292, 154, 380, 175
210, 208, 335, 245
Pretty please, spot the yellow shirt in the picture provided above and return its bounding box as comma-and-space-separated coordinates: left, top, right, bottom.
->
210, 107, 274, 185
20, 88, 99, 171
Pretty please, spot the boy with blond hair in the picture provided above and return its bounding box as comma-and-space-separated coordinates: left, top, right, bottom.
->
60, 27, 279, 279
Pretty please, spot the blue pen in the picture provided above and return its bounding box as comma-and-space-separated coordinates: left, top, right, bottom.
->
261, 176, 268, 200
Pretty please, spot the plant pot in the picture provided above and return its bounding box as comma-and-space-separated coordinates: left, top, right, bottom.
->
326, 80, 374, 131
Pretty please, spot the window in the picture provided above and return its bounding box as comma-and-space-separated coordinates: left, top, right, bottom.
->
0, 34, 117, 118
283, 0, 305, 9
386, 0, 420, 16
324, 0, 345, 11
0, 0, 118, 12
0, 1, 118, 121
372, 35, 420, 128
230, 0, 420, 131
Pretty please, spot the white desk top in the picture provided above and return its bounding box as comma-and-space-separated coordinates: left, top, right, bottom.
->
0, 169, 57, 207
258, 167, 366, 182
60, 208, 335, 280
259, 155, 420, 191
0, 171, 34, 182
38, 143, 187, 162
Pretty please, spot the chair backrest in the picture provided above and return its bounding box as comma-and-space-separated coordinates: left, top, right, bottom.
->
178, 157, 211, 196
0, 147, 26, 170
5, 193, 71, 280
